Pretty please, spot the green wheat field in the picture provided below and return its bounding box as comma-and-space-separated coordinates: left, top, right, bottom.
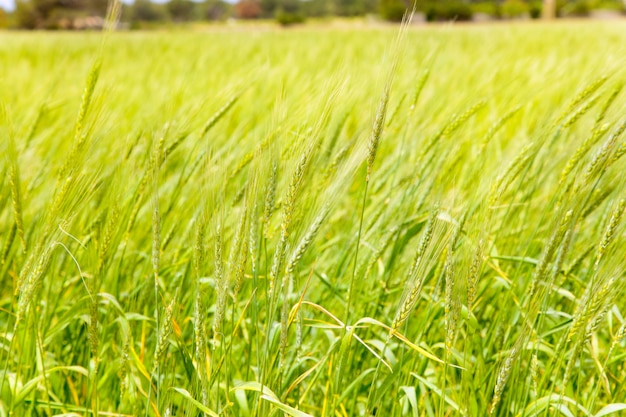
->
2, 20, 626, 417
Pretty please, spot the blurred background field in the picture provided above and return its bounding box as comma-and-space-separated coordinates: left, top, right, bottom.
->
0, 0, 625, 29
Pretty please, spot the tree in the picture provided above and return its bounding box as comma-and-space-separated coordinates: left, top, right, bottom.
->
379, 0, 406, 21
336, 0, 375, 15
259, 0, 277, 17
15, 0, 38, 28
0, 7, 9, 28
235, 0, 261, 18
542, 0, 556, 18
202, 0, 231, 20
301, 0, 332, 17
87, 0, 108, 15
131, 0, 167, 21
167, 0, 195, 21
423, 0, 472, 21
14, 0, 108, 28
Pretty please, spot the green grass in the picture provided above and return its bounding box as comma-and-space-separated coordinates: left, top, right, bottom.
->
2, 20, 626, 417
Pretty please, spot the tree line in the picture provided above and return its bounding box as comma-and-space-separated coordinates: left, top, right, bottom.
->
3, 0, 625, 29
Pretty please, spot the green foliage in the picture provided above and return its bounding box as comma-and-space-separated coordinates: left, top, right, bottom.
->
379, 0, 406, 21
424, 1, 473, 21
337, 0, 377, 16
275, 9, 305, 25
560, 0, 592, 15
202, 0, 232, 20
2, 22, 626, 417
501, 0, 529, 17
8, 0, 626, 28
14, 0, 37, 28
471, 1, 501, 17
0, 7, 8, 27
131, 0, 168, 22
593, 0, 625, 11
12, 0, 108, 28
529, 1, 542, 18
167, 0, 195, 21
